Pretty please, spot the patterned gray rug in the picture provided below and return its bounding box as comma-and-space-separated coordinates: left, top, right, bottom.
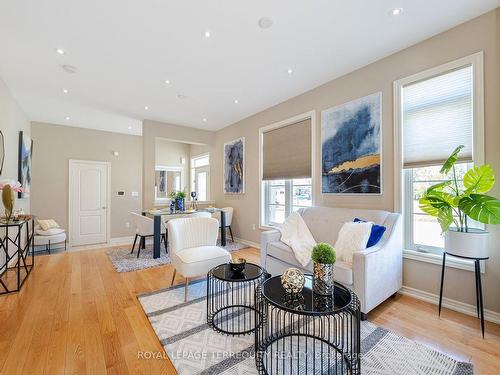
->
106, 241, 248, 272
138, 280, 473, 375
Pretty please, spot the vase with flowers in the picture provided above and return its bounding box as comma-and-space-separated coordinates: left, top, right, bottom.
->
0, 180, 24, 222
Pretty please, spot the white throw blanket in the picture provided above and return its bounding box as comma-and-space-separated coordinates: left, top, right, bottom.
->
279, 212, 316, 267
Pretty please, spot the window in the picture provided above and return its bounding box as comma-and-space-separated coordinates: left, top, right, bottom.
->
264, 178, 312, 226
191, 154, 210, 201
260, 112, 314, 227
395, 53, 484, 256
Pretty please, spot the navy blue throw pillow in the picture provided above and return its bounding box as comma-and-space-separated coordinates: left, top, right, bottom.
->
354, 218, 386, 248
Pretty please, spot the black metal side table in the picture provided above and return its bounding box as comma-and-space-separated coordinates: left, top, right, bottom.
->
0, 217, 35, 294
439, 251, 489, 338
207, 263, 267, 335
255, 275, 361, 375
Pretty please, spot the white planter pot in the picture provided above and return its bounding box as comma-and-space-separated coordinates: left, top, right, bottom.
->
444, 229, 489, 258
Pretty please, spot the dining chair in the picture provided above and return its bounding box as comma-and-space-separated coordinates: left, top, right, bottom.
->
167, 217, 231, 301
130, 212, 167, 258
212, 207, 234, 242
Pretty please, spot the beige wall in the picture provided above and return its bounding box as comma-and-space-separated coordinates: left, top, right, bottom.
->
0, 78, 31, 266
0, 78, 30, 213
209, 10, 500, 312
31, 122, 142, 238
142, 119, 214, 209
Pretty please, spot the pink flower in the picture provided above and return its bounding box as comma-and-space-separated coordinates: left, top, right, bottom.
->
0, 180, 24, 192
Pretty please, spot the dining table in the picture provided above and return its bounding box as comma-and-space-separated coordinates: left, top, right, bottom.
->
142, 208, 227, 259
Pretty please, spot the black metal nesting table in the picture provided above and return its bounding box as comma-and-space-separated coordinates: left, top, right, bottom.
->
207, 263, 266, 336
255, 274, 361, 375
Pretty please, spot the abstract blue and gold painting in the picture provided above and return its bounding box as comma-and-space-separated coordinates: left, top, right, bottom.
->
321, 92, 381, 194
224, 137, 245, 194
18, 131, 33, 198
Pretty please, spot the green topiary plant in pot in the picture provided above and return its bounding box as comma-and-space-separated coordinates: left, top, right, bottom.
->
311, 243, 336, 295
419, 145, 500, 258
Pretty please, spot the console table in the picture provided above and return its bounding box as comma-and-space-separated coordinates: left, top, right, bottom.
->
255, 274, 361, 374
0, 217, 35, 294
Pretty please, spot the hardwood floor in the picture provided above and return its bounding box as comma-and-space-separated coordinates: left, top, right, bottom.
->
0, 246, 499, 374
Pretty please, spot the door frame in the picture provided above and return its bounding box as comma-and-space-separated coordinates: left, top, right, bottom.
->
68, 159, 111, 248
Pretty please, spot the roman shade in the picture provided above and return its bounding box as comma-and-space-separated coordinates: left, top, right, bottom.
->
402, 65, 473, 168
262, 119, 312, 180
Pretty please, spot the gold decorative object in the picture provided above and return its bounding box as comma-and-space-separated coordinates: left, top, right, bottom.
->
2, 184, 15, 222
281, 268, 305, 294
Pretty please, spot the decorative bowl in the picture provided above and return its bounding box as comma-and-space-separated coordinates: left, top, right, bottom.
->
229, 258, 246, 274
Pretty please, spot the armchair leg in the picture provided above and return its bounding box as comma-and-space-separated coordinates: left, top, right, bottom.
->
170, 269, 177, 286
228, 226, 234, 242
137, 236, 143, 258
360, 312, 368, 321
184, 277, 189, 302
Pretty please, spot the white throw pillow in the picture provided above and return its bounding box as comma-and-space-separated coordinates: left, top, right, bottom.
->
36, 227, 65, 236
334, 222, 372, 265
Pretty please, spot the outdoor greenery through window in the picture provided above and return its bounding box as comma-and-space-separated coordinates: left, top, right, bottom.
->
405, 163, 477, 252
264, 178, 312, 226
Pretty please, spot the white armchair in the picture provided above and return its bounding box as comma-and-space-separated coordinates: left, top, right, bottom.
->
211, 207, 234, 242
167, 217, 231, 301
130, 212, 166, 258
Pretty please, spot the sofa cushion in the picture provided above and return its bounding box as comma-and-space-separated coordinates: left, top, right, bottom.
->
267, 241, 353, 285
35, 227, 65, 236
299, 206, 390, 245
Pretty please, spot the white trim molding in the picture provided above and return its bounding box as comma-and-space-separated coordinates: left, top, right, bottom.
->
234, 237, 260, 250
399, 285, 500, 325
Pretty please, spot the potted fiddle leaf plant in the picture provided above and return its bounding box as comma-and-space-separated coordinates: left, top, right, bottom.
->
419, 145, 500, 258
311, 243, 336, 295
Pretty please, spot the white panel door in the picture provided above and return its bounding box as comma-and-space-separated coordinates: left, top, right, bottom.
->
70, 161, 109, 246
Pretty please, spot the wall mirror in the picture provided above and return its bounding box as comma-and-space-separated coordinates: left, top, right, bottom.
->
155, 166, 183, 202
0, 130, 4, 175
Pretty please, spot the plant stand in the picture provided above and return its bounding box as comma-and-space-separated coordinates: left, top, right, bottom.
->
439, 251, 489, 338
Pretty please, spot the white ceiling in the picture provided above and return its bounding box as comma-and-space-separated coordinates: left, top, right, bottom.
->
0, 0, 498, 135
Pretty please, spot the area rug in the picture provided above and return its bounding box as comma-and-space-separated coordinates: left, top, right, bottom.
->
106, 241, 248, 272
137, 280, 473, 375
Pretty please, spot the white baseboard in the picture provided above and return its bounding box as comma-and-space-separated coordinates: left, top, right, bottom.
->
110, 236, 135, 244
234, 237, 260, 249
399, 285, 500, 324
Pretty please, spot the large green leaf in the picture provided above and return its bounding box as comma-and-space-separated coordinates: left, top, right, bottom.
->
440, 145, 464, 174
463, 165, 495, 194
419, 197, 454, 232
426, 181, 452, 193
459, 194, 500, 225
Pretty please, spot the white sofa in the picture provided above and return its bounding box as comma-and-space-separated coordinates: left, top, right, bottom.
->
260, 206, 402, 317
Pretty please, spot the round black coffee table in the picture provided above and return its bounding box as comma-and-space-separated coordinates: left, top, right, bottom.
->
255, 274, 361, 375
207, 263, 266, 336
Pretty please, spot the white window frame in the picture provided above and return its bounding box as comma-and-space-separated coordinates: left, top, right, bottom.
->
191, 153, 211, 202
259, 111, 316, 229
393, 52, 484, 272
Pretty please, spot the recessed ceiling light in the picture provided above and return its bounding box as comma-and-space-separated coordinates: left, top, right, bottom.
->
258, 17, 273, 29
202, 118, 207, 122
60, 64, 77, 74
144, 106, 149, 110
65, 116, 70, 120
391, 8, 403, 16
55, 48, 65, 55
234, 99, 239, 104
164, 79, 170, 84
204, 31, 211, 38
287, 68, 293, 75
62, 88, 69, 94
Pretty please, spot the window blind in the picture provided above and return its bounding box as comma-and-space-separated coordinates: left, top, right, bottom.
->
262, 119, 311, 180
402, 65, 473, 168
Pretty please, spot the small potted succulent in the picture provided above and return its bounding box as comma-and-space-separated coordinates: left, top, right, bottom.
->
420, 145, 500, 258
311, 243, 336, 295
